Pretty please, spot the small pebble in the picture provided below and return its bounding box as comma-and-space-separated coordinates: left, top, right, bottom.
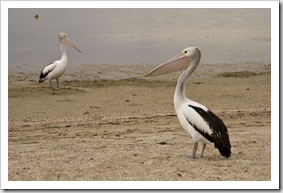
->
158, 141, 168, 145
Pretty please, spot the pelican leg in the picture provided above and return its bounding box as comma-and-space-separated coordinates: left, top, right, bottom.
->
200, 143, 206, 158
192, 142, 198, 159
49, 79, 53, 89
56, 78, 59, 89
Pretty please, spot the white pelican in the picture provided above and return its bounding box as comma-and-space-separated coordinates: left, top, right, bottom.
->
39, 32, 81, 89
145, 47, 231, 159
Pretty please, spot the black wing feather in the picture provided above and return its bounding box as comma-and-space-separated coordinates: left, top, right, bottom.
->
188, 105, 231, 158
186, 117, 214, 143
39, 62, 56, 81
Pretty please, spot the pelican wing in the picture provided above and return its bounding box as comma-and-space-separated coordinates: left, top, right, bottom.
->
39, 61, 57, 80
181, 104, 213, 140
185, 104, 231, 158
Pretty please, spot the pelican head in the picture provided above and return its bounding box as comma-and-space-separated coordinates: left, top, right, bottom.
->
145, 47, 201, 77
58, 32, 81, 53
182, 47, 201, 62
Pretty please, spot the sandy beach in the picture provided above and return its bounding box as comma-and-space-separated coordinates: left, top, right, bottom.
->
8, 63, 271, 181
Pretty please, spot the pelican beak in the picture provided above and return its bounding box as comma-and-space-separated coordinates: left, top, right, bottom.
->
145, 53, 189, 77
62, 37, 82, 53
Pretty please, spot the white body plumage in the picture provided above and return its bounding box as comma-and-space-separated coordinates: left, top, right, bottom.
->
40, 57, 67, 82
175, 99, 212, 144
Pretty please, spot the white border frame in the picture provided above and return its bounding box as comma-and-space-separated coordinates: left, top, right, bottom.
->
1, 1, 279, 190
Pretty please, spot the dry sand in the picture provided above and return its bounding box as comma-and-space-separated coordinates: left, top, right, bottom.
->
8, 63, 271, 181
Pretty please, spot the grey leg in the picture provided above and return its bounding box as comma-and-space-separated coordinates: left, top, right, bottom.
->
200, 143, 206, 158
56, 78, 59, 88
192, 142, 198, 159
49, 79, 53, 89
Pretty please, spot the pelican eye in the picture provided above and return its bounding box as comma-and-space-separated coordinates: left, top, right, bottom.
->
184, 51, 187, 54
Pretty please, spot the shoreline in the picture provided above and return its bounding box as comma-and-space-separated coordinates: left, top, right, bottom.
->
8, 62, 270, 81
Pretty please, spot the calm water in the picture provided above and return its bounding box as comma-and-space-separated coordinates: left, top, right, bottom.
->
8, 8, 271, 71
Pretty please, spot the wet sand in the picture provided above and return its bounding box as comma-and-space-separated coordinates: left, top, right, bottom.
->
8, 64, 271, 181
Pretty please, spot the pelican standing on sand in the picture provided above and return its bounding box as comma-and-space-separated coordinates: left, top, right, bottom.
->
145, 47, 231, 159
39, 32, 81, 89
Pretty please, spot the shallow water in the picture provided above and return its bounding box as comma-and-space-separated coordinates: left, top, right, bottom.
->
9, 8, 271, 72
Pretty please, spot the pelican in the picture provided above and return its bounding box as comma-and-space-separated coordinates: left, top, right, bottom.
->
145, 47, 231, 159
39, 32, 81, 89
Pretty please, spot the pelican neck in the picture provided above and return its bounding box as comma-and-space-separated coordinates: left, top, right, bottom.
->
174, 60, 199, 102
60, 43, 67, 60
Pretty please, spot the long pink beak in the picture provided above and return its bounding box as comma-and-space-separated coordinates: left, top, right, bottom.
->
145, 53, 189, 77
62, 37, 82, 53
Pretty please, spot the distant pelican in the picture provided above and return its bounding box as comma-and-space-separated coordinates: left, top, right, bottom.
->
145, 47, 231, 159
39, 32, 81, 89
